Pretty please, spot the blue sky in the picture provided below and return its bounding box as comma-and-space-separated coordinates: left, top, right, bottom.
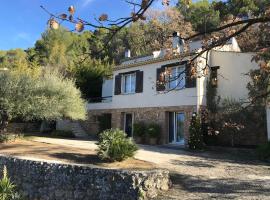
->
0, 0, 179, 50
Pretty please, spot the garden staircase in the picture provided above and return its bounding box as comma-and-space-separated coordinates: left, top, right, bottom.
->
71, 122, 89, 139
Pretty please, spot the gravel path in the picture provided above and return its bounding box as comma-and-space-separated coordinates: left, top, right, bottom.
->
28, 137, 270, 199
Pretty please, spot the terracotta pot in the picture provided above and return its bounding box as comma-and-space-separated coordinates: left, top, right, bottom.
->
149, 137, 157, 145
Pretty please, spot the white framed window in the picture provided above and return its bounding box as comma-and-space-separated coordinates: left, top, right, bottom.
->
122, 73, 136, 94
167, 66, 185, 90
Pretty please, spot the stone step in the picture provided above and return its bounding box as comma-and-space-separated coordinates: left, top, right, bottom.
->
71, 122, 89, 139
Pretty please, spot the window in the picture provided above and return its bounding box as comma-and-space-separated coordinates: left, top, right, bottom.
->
210, 66, 220, 87
122, 73, 136, 94
167, 66, 185, 90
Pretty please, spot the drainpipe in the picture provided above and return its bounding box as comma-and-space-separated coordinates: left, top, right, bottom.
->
196, 75, 200, 112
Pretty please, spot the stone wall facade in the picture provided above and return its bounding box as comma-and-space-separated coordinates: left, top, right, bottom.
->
0, 155, 170, 200
85, 106, 196, 145
7, 122, 40, 133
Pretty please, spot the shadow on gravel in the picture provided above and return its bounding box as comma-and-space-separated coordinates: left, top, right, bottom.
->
139, 144, 270, 167
51, 152, 103, 165
168, 172, 270, 198
170, 160, 215, 168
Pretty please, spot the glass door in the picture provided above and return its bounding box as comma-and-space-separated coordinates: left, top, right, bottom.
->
175, 113, 185, 144
169, 112, 185, 144
124, 113, 133, 137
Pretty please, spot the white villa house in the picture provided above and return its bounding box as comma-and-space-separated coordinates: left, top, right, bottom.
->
82, 34, 267, 146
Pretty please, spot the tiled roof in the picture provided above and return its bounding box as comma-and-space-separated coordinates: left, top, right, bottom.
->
114, 52, 193, 70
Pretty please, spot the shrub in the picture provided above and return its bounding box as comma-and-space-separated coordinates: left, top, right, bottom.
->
146, 123, 161, 138
50, 130, 75, 138
0, 134, 23, 143
0, 166, 23, 200
0, 71, 86, 134
256, 142, 270, 161
133, 122, 146, 137
188, 114, 204, 150
0, 135, 10, 143
97, 129, 138, 162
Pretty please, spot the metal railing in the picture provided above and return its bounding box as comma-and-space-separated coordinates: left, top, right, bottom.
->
88, 96, 112, 103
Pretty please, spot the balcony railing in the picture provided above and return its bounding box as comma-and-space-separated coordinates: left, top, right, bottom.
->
88, 96, 112, 103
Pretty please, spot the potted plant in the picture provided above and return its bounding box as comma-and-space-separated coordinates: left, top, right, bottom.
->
133, 122, 145, 144
146, 123, 161, 145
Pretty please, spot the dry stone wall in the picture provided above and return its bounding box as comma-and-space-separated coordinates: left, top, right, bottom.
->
0, 155, 170, 200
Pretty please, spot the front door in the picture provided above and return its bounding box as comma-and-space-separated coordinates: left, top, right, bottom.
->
169, 112, 185, 144
124, 113, 133, 137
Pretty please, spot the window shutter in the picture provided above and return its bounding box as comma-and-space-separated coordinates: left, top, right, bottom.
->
135, 71, 143, 93
156, 67, 166, 91
114, 74, 122, 95
185, 63, 196, 88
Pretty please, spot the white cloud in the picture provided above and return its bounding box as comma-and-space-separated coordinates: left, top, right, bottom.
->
13, 32, 31, 42
82, 0, 95, 8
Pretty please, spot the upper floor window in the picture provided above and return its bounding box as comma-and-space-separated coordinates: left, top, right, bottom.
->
114, 71, 143, 95
122, 73, 136, 94
157, 61, 196, 92
167, 66, 186, 90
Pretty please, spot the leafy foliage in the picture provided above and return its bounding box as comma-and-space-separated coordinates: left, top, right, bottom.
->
146, 123, 161, 138
0, 70, 86, 132
178, 0, 220, 32
205, 98, 266, 147
206, 77, 219, 114
72, 59, 111, 100
133, 122, 146, 137
0, 134, 10, 143
97, 129, 138, 162
0, 134, 22, 144
188, 114, 204, 150
256, 142, 270, 161
0, 166, 23, 200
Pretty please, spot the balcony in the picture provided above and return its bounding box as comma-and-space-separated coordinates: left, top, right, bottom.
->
87, 96, 113, 111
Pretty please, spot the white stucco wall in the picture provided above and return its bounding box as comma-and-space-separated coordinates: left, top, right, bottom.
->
88, 44, 256, 111
196, 52, 208, 109
209, 51, 258, 102
88, 58, 198, 110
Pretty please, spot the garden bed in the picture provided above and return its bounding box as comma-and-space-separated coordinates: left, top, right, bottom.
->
0, 139, 155, 170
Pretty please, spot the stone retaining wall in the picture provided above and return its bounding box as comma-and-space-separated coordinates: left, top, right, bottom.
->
7, 122, 40, 133
0, 155, 170, 200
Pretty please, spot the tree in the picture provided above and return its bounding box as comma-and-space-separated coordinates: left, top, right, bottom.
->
0, 70, 86, 133
31, 27, 75, 73
177, 0, 221, 32
0, 49, 40, 76
188, 113, 204, 150
72, 58, 112, 100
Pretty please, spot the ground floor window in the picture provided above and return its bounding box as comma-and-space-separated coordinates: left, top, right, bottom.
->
169, 112, 185, 144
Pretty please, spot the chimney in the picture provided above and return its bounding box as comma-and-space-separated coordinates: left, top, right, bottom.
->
125, 49, 131, 58
172, 32, 185, 53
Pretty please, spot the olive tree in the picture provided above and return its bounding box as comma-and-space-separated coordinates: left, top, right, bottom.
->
0, 71, 86, 133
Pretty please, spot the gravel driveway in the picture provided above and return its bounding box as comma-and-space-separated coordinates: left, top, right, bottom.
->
29, 137, 270, 199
